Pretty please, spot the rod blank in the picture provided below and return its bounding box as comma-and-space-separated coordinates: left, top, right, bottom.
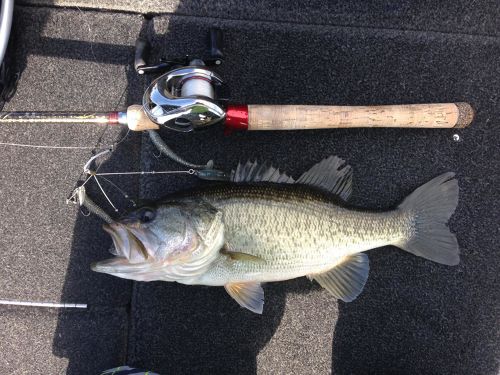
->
0, 111, 123, 125
0, 300, 87, 308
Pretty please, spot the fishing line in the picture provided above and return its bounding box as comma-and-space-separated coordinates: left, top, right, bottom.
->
94, 175, 119, 212
1, 9, 196, 223
95, 169, 196, 176
97, 175, 136, 206
68, 149, 197, 221
0, 5, 128, 152
0, 141, 97, 149
80, 148, 128, 212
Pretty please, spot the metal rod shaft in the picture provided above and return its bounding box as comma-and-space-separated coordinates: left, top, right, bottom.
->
0, 111, 126, 125
0, 300, 87, 308
0, 0, 14, 66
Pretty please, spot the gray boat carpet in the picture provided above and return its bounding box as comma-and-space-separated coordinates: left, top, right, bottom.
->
0, 2, 498, 374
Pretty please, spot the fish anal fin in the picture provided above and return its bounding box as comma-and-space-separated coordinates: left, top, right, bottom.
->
297, 156, 353, 201
309, 253, 369, 302
225, 282, 264, 314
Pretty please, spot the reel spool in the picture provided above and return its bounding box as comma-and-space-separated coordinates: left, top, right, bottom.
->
136, 28, 227, 132
143, 63, 225, 132
133, 29, 227, 171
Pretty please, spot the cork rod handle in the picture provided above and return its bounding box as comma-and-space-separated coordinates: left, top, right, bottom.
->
247, 103, 474, 130
126, 104, 160, 131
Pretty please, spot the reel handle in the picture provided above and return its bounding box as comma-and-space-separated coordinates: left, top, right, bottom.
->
226, 103, 474, 131
207, 28, 223, 63
134, 38, 178, 75
134, 38, 150, 74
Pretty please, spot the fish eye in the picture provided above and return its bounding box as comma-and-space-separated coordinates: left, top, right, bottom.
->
138, 207, 156, 223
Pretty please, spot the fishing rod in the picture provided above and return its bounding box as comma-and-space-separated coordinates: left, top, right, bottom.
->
0, 28, 475, 170
0, 299, 86, 309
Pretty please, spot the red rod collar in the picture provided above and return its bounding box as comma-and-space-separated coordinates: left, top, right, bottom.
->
225, 104, 248, 131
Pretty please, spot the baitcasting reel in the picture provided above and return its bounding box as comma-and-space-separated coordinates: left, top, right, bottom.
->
131, 28, 473, 136
143, 64, 225, 132
0, 28, 475, 171
135, 28, 228, 133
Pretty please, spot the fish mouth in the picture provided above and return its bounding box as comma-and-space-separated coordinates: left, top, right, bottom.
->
102, 222, 150, 263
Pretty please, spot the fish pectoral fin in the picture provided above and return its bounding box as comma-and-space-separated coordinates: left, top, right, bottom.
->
309, 253, 369, 302
221, 247, 266, 264
225, 282, 264, 314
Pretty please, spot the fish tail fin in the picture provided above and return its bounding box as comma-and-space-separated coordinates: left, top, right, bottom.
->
396, 172, 459, 266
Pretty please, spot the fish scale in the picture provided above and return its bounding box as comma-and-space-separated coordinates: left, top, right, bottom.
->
192, 184, 411, 285
93, 157, 459, 314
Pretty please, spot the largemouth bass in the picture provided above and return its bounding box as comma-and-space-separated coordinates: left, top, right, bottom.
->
92, 156, 459, 314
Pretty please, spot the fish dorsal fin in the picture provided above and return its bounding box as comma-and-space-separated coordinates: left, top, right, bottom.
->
230, 160, 295, 184
225, 282, 264, 314
309, 253, 369, 302
230, 156, 352, 201
296, 156, 353, 201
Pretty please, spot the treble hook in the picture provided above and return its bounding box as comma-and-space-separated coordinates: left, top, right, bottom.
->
80, 206, 91, 217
